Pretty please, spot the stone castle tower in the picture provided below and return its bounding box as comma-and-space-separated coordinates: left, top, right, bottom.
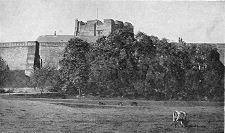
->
74, 19, 133, 42
74, 19, 133, 37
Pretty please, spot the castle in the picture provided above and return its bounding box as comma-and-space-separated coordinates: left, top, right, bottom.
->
0, 19, 134, 76
0, 19, 224, 77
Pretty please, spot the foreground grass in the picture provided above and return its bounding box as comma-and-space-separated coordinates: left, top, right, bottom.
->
0, 96, 224, 133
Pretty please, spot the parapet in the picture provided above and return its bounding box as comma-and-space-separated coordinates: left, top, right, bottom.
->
87, 20, 103, 25
0, 41, 37, 48
103, 19, 115, 24
124, 22, 133, 28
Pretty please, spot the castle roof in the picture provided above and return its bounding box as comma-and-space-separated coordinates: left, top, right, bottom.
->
36, 35, 74, 42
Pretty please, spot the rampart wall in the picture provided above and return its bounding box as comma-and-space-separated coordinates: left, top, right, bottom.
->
0, 41, 37, 76
0, 46, 28, 70
0, 41, 66, 75
39, 42, 67, 68
0, 41, 224, 77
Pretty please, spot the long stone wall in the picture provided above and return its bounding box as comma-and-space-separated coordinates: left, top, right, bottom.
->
0, 41, 36, 48
0, 46, 28, 70
0, 41, 37, 76
0, 41, 66, 76
39, 42, 67, 69
0, 40, 224, 78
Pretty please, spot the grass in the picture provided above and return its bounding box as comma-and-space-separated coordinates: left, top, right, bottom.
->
51, 101, 223, 133
41, 98, 224, 133
0, 95, 224, 133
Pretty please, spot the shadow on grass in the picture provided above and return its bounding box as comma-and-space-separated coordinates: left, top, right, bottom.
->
52, 102, 146, 109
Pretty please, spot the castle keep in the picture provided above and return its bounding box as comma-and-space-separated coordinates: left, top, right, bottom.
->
74, 19, 133, 37
0, 19, 134, 76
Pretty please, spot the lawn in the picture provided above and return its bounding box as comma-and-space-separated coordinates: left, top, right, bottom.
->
0, 95, 224, 133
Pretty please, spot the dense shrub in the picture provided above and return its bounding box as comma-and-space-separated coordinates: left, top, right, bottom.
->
55, 31, 224, 101
0, 56, 10, 88
0, 88, 5, 93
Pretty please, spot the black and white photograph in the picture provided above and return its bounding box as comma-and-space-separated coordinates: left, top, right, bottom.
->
0, 0, 224, 132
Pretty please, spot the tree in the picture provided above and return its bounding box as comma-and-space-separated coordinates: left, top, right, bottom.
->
0, 56, 9, 88
55, 31, 224, 101
133, 32, 158, 98
59, 38, 90, 96
30, 65, 57, 95
89, 28, 139, 97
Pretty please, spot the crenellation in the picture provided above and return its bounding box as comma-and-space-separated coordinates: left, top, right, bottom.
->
87, 20, 102, 25
124, 22, 134, 32
103, 19, 115, 24
39, 42, 67, 47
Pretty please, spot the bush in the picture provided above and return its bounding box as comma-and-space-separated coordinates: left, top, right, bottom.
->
0, 88, 5, 93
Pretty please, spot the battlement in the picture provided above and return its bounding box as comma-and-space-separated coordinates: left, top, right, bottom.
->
39, 42, 67, 47
0, 41, 37, 48
74, 19, 133, 37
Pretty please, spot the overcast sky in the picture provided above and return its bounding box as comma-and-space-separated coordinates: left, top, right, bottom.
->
0, 0, 224, 43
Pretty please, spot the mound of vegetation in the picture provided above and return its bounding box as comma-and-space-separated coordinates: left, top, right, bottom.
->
52, 29, 223, 101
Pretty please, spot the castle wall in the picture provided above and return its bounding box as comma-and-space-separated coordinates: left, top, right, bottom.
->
0, 42, 37, 75
39, 42, 67, 69
25, 45, 36, 76
75, 19, 118, 37
216, 44, 225, 65
96, 19, 114, 36
79, 24, 96, 36
0, 46, 28, 70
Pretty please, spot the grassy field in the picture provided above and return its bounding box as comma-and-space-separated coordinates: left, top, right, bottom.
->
0, 95, 224, 133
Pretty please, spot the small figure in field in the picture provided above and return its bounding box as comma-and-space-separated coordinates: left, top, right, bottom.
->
98, 102, 106, 105
117, 102, 123, 106
130, 102, 138, 106
171, 110, 189, 127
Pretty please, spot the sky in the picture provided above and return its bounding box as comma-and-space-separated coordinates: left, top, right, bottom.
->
0, 0, 224, 43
